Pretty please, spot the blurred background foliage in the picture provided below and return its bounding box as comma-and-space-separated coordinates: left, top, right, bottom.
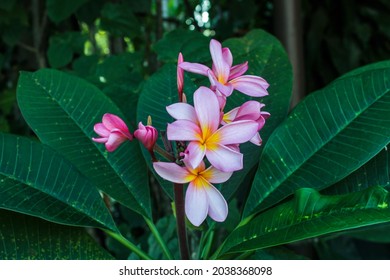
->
0, 0, 389, 259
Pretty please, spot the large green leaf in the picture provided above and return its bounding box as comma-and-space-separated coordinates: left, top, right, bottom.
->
323, 145, 389, 195
220, 186, 390, 255
0, 210, 113, 260
244, 66, 390, 217
17, 69, 151, 218
0, 133, 116, 231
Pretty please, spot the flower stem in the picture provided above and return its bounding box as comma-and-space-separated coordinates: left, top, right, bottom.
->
154, 144, 175, 161
174, 183, 190, 259
144, 216, 174, 260
103, 229, 152, 260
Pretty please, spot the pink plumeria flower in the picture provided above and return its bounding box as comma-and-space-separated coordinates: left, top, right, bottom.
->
180, 39, 269, 98
134, 122, 158, 151
92, 113, 133, 152
153, 161, 232, 226
166, 86, 258, 172
223, 101, 270, 146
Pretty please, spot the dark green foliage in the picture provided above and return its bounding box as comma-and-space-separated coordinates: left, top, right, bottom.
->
0, 0, 389, 260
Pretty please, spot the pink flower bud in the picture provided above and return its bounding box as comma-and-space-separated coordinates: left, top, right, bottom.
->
177, 52, 184, 101
92, 113, 133, 152
134, 122, 158, 151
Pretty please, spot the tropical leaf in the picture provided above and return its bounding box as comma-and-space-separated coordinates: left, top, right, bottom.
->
0, 210, 113, 260
323, 145, 389, 195
220, 186, 390, 255
16, 69, 151, 218
244, 65, 390, 217
0, 133, 116, 231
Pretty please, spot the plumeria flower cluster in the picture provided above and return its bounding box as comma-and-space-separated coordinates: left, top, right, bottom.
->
92, 39, 270, 227
155, 39, 270, 226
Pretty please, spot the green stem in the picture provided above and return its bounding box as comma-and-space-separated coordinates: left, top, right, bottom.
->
201, 230, 215, 260
103, 229, 153, 260
144, 217, 174, 260
154, 144, 175, 161
174, 183, 190, 259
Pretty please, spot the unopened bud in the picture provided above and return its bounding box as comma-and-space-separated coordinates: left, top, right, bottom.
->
134, 122, 158, 151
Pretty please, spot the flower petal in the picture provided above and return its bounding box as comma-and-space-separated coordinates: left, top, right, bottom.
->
200, 166, 233, 184
93, 123, 110, 137
166, 103, 197, 123
185, 181, 208, 226
92, 137, 108, 143
185, 141, 206, 170
167, 120, 201, 141
206, 144, 243, 172
250, 132, 262, 146
209, 39, 230, 83
153, 162, 195, 183
230, 75, 269, 97
205, 184, 228, 222
214, 120, 258, 145
207, 70, 233, 97
222, 47, 233, 67
105, 131, 127, 152
228, 61, 248, 80
102, 113, 126, 130
235, 100, 262, 121
222, 107, 239, 125
179, 62, 210, 76
194, 87, 220, 135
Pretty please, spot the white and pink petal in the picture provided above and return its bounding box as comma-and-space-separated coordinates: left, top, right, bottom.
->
167, 120, 201, 141
185, 181, 209, 226
153, 162, 195, 184
205, 144, 243, 172
179, 62, 210, 76
166, 103, 197, 123
230, 75, 269, 97
204, 184, 228, 222
214, 120, 258, 145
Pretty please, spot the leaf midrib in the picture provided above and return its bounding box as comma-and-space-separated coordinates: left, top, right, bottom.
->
255, 75, 390, 210
229, 202, 390, 253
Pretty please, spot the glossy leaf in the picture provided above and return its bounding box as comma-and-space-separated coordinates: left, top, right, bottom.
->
221, 186, 390, 255
245, 66, 390, 217
0, 133, 117, 231
0, 210, 113, 260
17, 69, 151, 218
323, 145, 389, 195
